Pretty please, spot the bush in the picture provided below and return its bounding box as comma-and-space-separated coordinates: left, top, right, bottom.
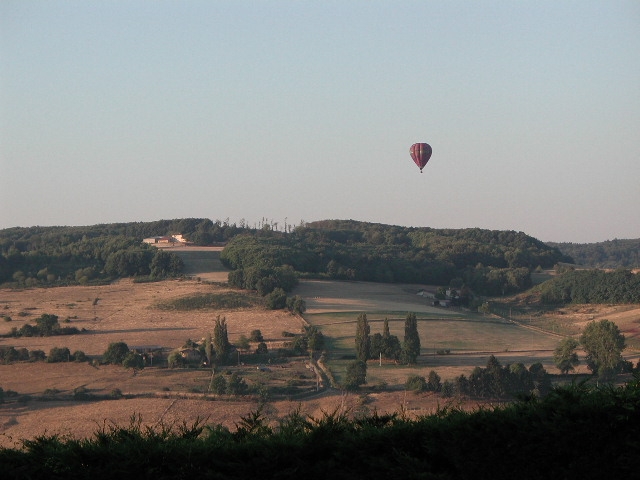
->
122, 352, 145, 370
236, 335, 250, 350
226, 373, 248, 395
29, 350, 46, 362
255, 342, 268, 355
103, 342, 130, 365
47, 347, 71, 363
405, 374, 428, 393
210, 375, 227, 394
72, 350, 88, 362
73, 386, 91, 400
250, 329, 264, 342
265, 288, 287, 310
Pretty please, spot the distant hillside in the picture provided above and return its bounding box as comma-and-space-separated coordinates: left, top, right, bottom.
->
547, 238, 640, 268
535, 268, 640, 305
0, 219, 571, 295
221, 219, 570, 296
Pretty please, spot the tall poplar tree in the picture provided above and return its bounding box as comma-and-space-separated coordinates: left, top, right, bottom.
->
213, 315, 231, 365
401, 312, 420, 364
355, 313, 371, 362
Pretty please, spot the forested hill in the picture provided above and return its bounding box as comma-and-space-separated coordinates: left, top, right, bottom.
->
0, 218, 249, 286
221, 220, 570, 296
0, 218, 569, 294
546, 239, 640, 268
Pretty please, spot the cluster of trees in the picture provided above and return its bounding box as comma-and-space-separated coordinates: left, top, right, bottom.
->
347, 313, 421, 389
404, 356, 552, 400
547, 238, 640, 268
225, 262, 306, 313
102, 342, 145, 370
285, 325, 325, 357
1, 218, 572, 295
554, 319, 630, 380
2, 314, 82, 338
0, 345, 87, 364
438, 356, 552, 399
221, 220, 569, 296
0, 228, 184, 286
538, 268, 640, 304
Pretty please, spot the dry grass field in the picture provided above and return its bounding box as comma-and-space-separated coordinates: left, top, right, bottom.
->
1, 247, 639, 447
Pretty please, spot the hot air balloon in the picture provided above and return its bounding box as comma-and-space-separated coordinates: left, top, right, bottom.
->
410, 143, 432, 173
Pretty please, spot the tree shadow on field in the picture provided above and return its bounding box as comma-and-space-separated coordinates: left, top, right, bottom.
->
88, 327, 193, 335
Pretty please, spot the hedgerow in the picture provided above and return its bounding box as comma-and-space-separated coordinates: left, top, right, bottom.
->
1, 379, 639, 479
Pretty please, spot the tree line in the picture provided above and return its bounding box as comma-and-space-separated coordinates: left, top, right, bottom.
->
1, 218, 571, 293
0, 231, 185, 286
547, 238, 640, 268
2, 379, 640, 479
221, 220, 570, 296
537, 268, 640, 304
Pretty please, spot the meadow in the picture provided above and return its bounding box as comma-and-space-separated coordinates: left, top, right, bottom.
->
1, 247, 638, 447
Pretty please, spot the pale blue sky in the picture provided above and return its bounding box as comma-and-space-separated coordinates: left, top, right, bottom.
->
1, 1, 639, 242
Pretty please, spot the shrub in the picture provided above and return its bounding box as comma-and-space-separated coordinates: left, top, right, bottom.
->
72, 350, 88, 362
405, 374, 428, 393
249, 329, 264, 342
29, 350, 46, 362
73, 386, 91, 400
122, 352, 145, 370
265, 288, 287, 310
255, 342, 268, 355
210, 375, 227, 395
236, 335, 250, 350
47, 347, 71, 363
226, 373, 248, 395
103, 342, 130, 365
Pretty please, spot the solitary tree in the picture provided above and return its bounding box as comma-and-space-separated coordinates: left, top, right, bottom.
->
355, 313, 370, 362
554, 338, 580, 374
344, 360, 367, 390
103, 342, 130, 365
307, 327, 325, 356
35, 314, 60, 336
381, 317, 402, 360
250, 329, 264, 342
47, 347, 71, 363
401, 312, 420, 364
580, 319, 626, 380
213, 315, 231, 365
122, 352, 145, 370
204, 332, 213, 366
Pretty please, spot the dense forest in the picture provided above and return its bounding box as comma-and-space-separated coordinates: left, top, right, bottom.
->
0, 218, 258, 286
547, 238, 640, 268
221, 220, 570, 296
1, 219, 572, 295
536, 268, 640, 305
4, 218, 639, 300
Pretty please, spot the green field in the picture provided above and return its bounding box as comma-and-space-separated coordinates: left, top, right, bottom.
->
306, 309, 563, 388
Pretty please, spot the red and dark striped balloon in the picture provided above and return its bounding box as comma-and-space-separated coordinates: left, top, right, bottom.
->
410, 143, 432, 173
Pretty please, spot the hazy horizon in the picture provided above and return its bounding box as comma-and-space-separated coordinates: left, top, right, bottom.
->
2, 1, 639, 243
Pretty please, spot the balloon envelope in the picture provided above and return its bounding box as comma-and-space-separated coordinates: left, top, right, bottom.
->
410, 143, 432, 172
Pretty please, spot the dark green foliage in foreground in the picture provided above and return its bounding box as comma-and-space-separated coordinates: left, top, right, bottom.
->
2, 380, 640, 479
